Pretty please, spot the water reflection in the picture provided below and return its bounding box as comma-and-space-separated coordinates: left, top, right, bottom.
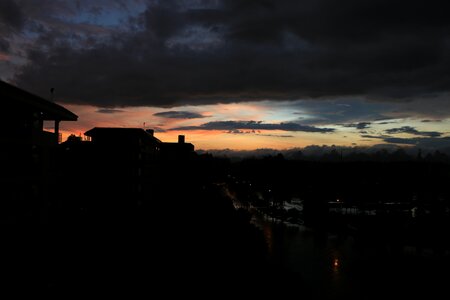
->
250, 210, 450, 300
333, 258, 339, 269
262, 223, 273, 255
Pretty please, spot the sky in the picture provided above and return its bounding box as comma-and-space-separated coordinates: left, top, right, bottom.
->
1, 0, 450, 150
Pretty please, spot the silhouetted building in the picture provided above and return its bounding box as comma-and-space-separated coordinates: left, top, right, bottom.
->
84, 127, 161, 161
55, 127, 196, 218
84, 127, 195, 161
0, 80, 77, 145
0, 80, 78, 222
82, 127, 161, 198
160, 134, 195, 161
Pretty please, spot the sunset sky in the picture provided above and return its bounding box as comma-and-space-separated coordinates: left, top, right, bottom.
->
1, 0, 449, 150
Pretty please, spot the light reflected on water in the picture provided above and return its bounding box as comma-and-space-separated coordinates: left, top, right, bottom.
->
240, 196, 450, 300
332, 257, 341, 280
263, 224, 273, 255
333, 258, 340, 269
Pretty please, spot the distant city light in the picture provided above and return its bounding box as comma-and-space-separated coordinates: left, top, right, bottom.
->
334, 259, 339, 268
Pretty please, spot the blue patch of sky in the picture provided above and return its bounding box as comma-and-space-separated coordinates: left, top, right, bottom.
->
166, 25, 224, 50
291, 99, 397, 125
66, 1, 146, 28
254, 98, 397, 126
72, 7, 140, 28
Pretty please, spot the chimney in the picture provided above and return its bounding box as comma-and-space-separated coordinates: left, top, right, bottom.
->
146, 129, 154, 136
178, 135, 185, 144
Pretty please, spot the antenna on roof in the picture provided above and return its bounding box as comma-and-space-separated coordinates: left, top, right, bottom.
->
143, 122, 146, 129
50, 87, 55, 102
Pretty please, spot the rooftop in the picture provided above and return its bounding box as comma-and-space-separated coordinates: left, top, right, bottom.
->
0, 80, 78, 121
84, 127, 162, 143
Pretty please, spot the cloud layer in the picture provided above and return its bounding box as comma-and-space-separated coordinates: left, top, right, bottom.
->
171, 120, 334, 133
385, 126, 442, 137
2, 0, 448, 107
343, 122, 371, 130
154, 110, 205, 119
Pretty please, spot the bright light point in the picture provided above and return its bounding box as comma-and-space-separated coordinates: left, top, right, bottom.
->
334, 259, 339, 268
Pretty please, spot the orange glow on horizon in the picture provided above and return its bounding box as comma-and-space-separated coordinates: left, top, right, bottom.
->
59, 123, 380, 150
57, 103, 387, 150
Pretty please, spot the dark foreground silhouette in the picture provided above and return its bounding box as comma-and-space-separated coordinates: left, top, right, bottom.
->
2, 80, 449, 297
4, 151, 450, 298
0, 80, 303, 295
2, 156, 306, 296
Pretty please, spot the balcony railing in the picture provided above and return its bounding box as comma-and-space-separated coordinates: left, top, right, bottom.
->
34, 130, 57, 146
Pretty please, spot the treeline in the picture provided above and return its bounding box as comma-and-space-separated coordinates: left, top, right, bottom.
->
230, 154, 450, 205
286, 148, 450, 163
199, 146, 450, 163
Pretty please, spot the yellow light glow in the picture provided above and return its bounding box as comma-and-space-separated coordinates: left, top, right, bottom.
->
334, 259, 339, 268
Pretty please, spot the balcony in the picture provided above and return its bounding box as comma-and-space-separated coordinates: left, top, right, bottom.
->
0, 128, 58, 146
33, 130, 58, 146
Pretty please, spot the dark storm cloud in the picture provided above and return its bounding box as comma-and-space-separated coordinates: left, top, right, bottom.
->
153, 111, 205, 119
0, 0, 24, 55
377, 121, 397, 125
96, 108, 125, 114
258, 134, 294, 138
0, 0, 24, 31
0, 39, 10, 52
343, 122, 371, 130
385, 126, 443, 137
383, 137, 450, 148
227, 129, 294, 138
383, 137, 417, 145
172, 120, 334, 132
362, 134, 450, 148
421, 119, 441, 123
8, 0, 450, 108
361, 134, 389, 140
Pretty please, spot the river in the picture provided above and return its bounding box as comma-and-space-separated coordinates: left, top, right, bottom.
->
249, 207, 449, 299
